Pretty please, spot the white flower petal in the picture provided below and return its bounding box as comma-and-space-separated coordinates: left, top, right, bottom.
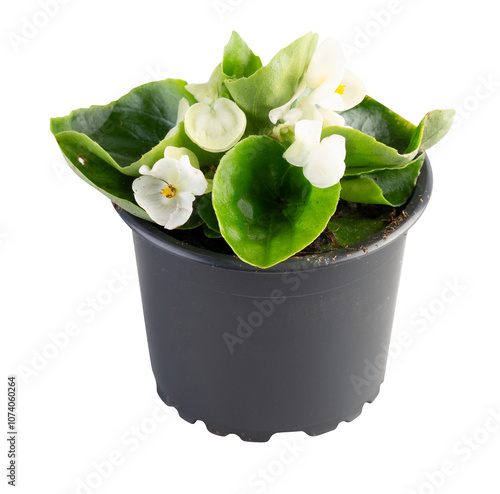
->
184, 98, 246, 153
185, 82, 218, 105
270, 108, 304, 141
306, 79, 340, 107
163, 146, 200, 169
294, 119, 323, 147
282, 107, 303, 126
175, 155, 208, 195
304, 38, 345, 90
133, 176, 175, 226
296, 98, 324, 122
133, 148, 209, 229
303, 163, 342, 189
318, 107, 346, 127
269, 100, 293, 125
318, 69, 366, 112
132, 175, 164, 197
311, 89, 344, 112
304, 134, 346, 188
338, 68, 366, 110
140, 157, 180, 185
283, 120, 325, 168
269, 81, 307, 124
283, 140, 311, 168
163, 192, 196, 230
132, 176, 196, 229
139, 165, 152, 175
185, 65, 221, 105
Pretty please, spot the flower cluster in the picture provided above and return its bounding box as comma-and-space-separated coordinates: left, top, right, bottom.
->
51, 31, 453, 268
270, 39, 365, 133
132, 147, 208, 229
132, 37, 364, 229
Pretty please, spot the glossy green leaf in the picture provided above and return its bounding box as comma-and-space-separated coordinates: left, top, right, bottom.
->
225, 32, 318, 135
405, 109, 456, 153
54, 131, 150, 220
340, 96, 416, 152
323, 97, 454, 176
327, 203, 394, 247
197, 193, 220, 232
222, 31, 262, 79
53, 122, 221, 182
321, 125, 415, 176
212, 136, 341, 268
340, 153, 425, 206
50, 79, 196, 168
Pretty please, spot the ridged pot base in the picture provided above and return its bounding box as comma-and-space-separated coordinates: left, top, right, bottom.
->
157, 384, 382, 442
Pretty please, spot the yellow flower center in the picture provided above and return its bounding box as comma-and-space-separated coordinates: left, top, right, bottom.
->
335, 84, 346, 95
161, 183, 177, 199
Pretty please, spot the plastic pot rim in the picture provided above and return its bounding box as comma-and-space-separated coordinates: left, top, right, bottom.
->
115, 155, 432, 273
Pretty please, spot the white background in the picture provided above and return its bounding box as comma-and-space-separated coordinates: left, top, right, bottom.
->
2, 0, 499, 493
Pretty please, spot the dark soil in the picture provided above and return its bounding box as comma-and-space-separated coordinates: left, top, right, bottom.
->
167, 227, 235, 256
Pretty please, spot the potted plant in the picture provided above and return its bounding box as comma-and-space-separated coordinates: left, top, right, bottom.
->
50, 32, 453, 441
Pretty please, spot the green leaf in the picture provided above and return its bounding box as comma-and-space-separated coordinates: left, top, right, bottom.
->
340, 95, 416, 153
222, 31, 262, 79
203, 224, 223, 239
323, 96, 454, 176
327, 203, 395, 248
340, 153, 425, 206
212, 136, 341, 268
225, 32, 318, 135
197, 193, 220, 232
54, 131, 150, 220
322, 125, 416, 176
50, 79, 196, 168
405, 109, 456, 153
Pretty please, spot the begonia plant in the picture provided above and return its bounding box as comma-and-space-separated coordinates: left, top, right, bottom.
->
50, 32, 454, 268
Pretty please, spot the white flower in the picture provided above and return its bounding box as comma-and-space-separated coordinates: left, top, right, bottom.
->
132, 147, 208, 229
283, 120, 346, 189
184, 97, 246, 153
269, 38, 365, 130
184, 65, 247, 153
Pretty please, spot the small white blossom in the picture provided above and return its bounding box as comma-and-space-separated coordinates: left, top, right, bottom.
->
283, 120, 346, 189
184, 97, 246, 153
184, 65, 247, 152
132, 147, 207, 229
270, 38, 365, 130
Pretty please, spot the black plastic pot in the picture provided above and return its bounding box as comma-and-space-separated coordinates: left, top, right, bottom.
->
116, 157, 432, 442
